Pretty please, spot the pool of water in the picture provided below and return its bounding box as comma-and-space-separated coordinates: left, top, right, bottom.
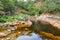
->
16, 32, 43, 40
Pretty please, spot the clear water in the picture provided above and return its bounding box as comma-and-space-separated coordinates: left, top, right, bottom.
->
16, 33, 43, 40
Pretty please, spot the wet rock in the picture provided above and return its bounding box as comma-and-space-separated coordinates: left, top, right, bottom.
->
0, 20, 32, 30
0, 33, 6, 37
16, 20, 32, 29
0, 20, 32, 37
39, 31, 60, 40
0, 29, 11, 37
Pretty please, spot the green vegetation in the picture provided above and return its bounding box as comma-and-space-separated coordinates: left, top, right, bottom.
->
17, 0, 39, 15
0, 0, 16, 13
0, 0, 60, 22
39, 0, 60, 13
0, 14, 27, 22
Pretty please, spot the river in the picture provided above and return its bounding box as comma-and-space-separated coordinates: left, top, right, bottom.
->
0, 28, 50, 40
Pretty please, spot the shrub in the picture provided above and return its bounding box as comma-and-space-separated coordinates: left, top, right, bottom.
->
17, 0, 41, 15
39, 0, 60, 13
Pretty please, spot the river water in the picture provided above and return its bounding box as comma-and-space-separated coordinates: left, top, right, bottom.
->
16, 32, 43, 40
0, 28, 51, 40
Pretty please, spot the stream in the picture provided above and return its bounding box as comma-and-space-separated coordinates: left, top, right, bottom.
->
16, 32, 43, 40
0, 14, 60, 40
0, 28, 50, 40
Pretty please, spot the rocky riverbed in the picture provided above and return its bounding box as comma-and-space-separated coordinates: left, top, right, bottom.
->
0, 13, 60, 40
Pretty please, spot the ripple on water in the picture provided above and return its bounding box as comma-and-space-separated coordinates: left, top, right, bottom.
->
16, 33, 43, 40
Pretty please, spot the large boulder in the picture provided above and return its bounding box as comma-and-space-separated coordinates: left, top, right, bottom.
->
38, 13, 60, 36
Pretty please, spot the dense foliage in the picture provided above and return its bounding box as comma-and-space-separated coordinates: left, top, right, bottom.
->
39, 0, 60, 13
0, 0, 60, 22
17, 0, 60, 15
17, 0, 38, 15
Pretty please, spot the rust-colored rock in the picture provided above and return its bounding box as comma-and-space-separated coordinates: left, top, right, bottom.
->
6, 20, 32, 29
0, 20, 32, 37
16, 20, 32, 28
39, 31, 60, 40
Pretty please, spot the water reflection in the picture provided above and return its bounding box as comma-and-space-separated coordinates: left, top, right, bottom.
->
16, 33, 43, 40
